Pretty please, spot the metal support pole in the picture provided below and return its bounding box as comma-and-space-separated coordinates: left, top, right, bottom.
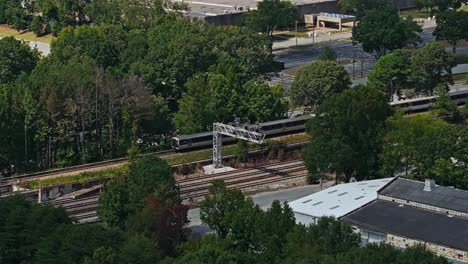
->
212, 122, 265, 169
312, 28, 315, 44
213, 125, 223, 168
295, 20, 298, 47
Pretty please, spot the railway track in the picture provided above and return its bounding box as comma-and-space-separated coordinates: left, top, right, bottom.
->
0, 149, 175, 194
180, 161, 306, 199
49, 160, 307, 224
0, 140, 308, 196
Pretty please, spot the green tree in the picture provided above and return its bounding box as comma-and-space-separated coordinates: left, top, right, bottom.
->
0, 196, 71, 263
308, 216, 361, 255
127, 155, 176, 213
200, 180, 296, 258
433, 85, 462, 122
83, 247, 117, 264
258, 200, 296, 263
420, 0, 466, 13
319, 46, 337, 61
51, 25, 127, 68
291, 60, 351, 111
174, 235, 252, 264
0, 37, 39, 84
173, 74, 219, 134
239, 81, 287, 123
99, 175, 130, 229
352, 7, 421, 58
339, 0, 394, 18
433, 10, 468, 53
200, 180, 248, 239
282, 217, 360, 262
236, 140, 249, 163
305, 85, 393, 182
117, 234, 161, 264
368, 50, 411, 101
410, 42, 455, 95
174, 74, 286, 134
127, 195, 189, 256
380, 114, 468, 187
243, 0, 297, 37
397, 245, 450, 264
34, 224, 121, 264
30, 15, 44, 35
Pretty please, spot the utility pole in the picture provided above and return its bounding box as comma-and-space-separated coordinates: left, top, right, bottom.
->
312, 28, 315, 44
212, 120, 265, 169
295, 20, 298, 47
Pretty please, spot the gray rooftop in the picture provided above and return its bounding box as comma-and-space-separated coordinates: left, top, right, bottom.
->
343, 200, 468, 251
379, 177, 468, 214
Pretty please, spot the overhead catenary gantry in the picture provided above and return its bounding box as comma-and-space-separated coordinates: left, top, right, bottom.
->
212, 121, 265, 168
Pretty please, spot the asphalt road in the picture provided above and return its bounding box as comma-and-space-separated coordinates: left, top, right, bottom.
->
271, 25, 443, 89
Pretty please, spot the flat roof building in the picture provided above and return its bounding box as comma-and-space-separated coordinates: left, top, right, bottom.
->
288, 178, 393, 225
171, 0, 419, 25
341, 177, 468, 263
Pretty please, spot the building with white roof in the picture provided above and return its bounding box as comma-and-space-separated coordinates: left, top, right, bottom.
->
289, 178, 394, 225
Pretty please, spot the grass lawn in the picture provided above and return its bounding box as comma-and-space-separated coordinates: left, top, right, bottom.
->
453, 73, 468, 84
400, 8, 429, 18
0, 25, 53, 44
459, 4, 468, 11
20, 165, 129, 189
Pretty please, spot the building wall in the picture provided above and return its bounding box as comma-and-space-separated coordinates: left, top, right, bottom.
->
204, 13, 243, 25
293, 212, 317, 225
198, 0, 420, 26
386, 234, 468, 263
350, 225, 468, 263
378, 194, 468, 219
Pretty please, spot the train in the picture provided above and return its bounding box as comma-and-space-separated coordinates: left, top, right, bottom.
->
390, 89, 468, 113
171, 115, 311, 150
172, 89, 468, 151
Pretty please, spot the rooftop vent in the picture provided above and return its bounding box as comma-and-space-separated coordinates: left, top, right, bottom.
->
330, 205, 340, 210
423, 179, 436, 192
302, 199, 313, 204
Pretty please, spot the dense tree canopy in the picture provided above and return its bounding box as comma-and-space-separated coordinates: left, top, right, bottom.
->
410, 42, 455, 95
0, 15, 279, 174
380, 114, 468, 188
0, 37, 39, 84
243, 0, 297, 37
339, 0, 394, 18
290, 60, 351, 111
352, 6, 421, 58
174, 74, 286, 134
418, 0, 467, 14
304, 85, 393, 182
433, 10, 468, 53
368, 50, 411, 100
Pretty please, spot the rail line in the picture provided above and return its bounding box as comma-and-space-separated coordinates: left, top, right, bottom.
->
0, 150, 175, 194
0, 141, 308, 196
49, 160, 307, 224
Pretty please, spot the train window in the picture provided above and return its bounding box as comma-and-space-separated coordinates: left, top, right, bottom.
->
411, 99, 432, 106
273, 124, 283, 129
180, 140, 188, 145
